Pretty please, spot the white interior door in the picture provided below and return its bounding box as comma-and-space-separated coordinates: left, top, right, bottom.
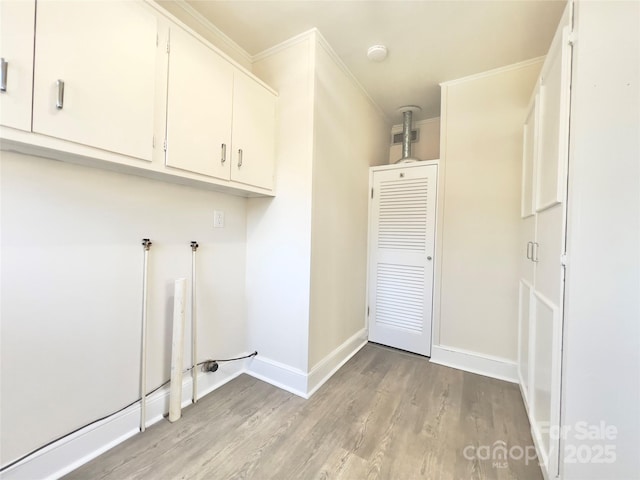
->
368, 164, 437, 356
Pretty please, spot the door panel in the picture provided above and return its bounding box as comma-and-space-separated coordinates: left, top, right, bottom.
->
165, 26, 233, 179
231, 71, 276, 190
521, 94, 538, 217
531, 290, 562, 474
0, 0, 35, 131
518, 280, 532, 399
368, 164, 437, 356
536, 27, 571, 211
32, 1, 157, 161
535, 203, 564, 304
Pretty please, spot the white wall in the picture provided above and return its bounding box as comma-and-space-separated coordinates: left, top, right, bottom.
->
0, 152, 248, 466
388, 117, 440, 163
247, 36, 316, 374
561, 1, 640, 478
435, 60, 542, 367
308, 37, 388, 368
247, 31, 389, 389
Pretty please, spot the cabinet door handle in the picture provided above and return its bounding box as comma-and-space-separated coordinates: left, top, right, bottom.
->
526, 241, 533, 260
221, 143, 227, 164
237, 148, 243, 168
532, 242, 540, 263
56, 80, 65, 109
0, 58, 7, 92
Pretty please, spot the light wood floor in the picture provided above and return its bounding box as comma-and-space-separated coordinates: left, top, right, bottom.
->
64, 343, 542, 480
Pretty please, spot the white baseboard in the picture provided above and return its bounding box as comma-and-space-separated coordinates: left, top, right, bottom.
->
245, 355, 308, 398
430, 344, 518, 383
517, 372, 549, 480
530, 421, 550, 480
517, 371, 531, 416
245, 329, 368, 399
0, 359, 247, 480
2, 338, 365, 480
306, 329, 367, 397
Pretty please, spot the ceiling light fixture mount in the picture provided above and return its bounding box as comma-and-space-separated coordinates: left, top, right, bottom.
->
367, 44, 388, 62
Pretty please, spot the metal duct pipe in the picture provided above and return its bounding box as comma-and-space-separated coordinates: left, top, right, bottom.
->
401, 110, 413, 160
396, 105, 422, 163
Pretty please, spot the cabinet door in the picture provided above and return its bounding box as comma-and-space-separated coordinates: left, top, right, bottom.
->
536, 25, 572, 211
231, 71, 276, 190
518, 214, 536, 402
32, 1, 157, 161
0, 0, 35, 131
521, 94, 538, 218
165, 27, 233, 180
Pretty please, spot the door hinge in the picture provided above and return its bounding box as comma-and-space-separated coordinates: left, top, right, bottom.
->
371, 188, 374, 199
163, 139, 167, 152
152, 135, 155, 149
166, 37, 171, 54
156, 33, 159, 47
367, 306, 370, 317
560, 253, 568, 267
568, 32, 576, 46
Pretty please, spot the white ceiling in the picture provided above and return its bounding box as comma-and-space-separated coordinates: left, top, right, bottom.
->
186, 0, 566, 123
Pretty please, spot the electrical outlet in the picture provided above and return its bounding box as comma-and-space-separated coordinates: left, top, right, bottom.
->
213, 210, 225, 228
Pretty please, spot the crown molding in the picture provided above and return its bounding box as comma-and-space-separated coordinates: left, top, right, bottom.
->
254, 29, 388, 124
440, 56, 545, 87
167, 0, 252, 67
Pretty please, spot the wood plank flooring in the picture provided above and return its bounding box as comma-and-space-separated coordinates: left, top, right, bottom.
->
64, 343, 542, 480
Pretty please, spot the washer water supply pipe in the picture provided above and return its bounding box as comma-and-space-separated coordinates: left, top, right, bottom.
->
190, 241, 199, 404
139, 238, 152, 432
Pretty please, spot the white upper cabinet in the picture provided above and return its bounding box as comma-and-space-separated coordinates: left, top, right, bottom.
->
0, 0, 35, 131
521, 94, 538, 218
165, 46, 276, 190
32, 1, 158, 161
0, 1, 277, 196
165, 26, 233, 180
535, 21, 572, 211
231, 71, 276, 190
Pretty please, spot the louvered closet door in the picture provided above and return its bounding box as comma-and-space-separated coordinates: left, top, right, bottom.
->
368, 164, 437, 356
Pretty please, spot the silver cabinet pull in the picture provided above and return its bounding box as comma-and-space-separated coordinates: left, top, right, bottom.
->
237, 148, 243, 168
0, 58, 7, 92
56, 80, 65, 109
526, 241, 533, 260
221, 143, 227, 164
532, 242, 540, 263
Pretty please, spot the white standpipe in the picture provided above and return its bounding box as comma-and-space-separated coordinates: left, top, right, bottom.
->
190, 241, 199, 404
139, 238, 152, 432
169, 278, 187, 422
